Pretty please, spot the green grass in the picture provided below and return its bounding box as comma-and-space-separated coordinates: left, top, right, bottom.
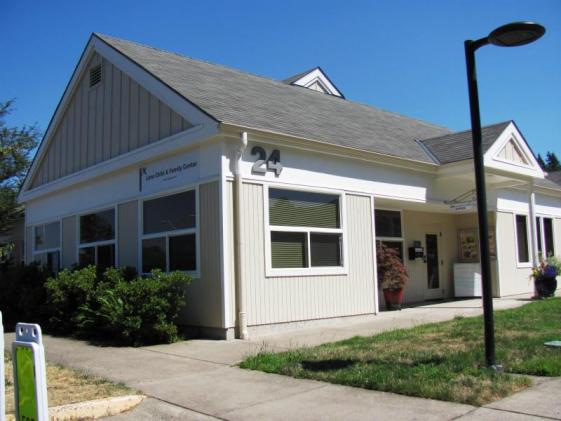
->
241, 298, 561, 406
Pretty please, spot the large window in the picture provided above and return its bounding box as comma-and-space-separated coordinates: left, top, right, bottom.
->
141, 189, 197, 273
267, 188, 344, 272
515, 214, 530, 264
79, 208, 116, 270
375, 209, 403, 259
33, 221, 61, 272
536, 216, 555, 258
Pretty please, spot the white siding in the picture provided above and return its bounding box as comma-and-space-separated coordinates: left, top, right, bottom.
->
232, 182, 376, 326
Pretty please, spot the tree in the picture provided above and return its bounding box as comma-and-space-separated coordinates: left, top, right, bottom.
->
545, 151, 561, 172
537, 153, 546, 170
0, 99, 40, 234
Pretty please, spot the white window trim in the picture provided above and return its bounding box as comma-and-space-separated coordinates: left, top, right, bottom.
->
264, 184, 348, 277
513, 213, 532, 268
76, 205, 118, 267
536, 215, 555, 258
32, 219, 62, 270
138, 185, 201, 277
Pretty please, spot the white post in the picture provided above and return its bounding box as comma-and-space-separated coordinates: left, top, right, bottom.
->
528, 183, 540, 266
12, 323, 49, 421
0, 312, 5, 421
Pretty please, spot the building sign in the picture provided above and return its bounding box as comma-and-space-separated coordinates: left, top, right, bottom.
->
139, 150, 199, 194
12, 323, 49, 421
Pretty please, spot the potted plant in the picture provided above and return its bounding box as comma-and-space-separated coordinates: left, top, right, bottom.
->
531, 255, 560, 299
377, 243, 409, 310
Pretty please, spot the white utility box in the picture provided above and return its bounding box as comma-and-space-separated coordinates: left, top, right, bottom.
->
453, 263, 482, 297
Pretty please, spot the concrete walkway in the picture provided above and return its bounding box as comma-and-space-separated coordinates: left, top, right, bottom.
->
4, 295, 561, 420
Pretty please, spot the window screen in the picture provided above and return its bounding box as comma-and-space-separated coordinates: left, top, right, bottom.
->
269, 189, 340, 228
544, 218, 555, 257
310, 233, 341, 267
271, 232, 307, 268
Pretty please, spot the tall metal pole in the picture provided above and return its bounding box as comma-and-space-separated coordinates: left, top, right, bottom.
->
464, 39, 498, 369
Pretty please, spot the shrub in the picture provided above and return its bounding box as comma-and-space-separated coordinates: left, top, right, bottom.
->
45, 266, 97, 333
47, 266, 191, 346
0, 262, 52, 328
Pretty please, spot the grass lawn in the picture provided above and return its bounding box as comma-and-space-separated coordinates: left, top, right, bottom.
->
4, 351, 131, 415
241, 297, 561, 406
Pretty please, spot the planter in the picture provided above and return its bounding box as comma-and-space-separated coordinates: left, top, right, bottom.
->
535, 276, 558, 298
383, 288, 404, 310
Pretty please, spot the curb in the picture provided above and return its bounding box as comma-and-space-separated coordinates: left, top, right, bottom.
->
7, 394, 145, 421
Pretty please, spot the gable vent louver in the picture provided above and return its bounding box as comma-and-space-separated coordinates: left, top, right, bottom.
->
89, 64, 102, 88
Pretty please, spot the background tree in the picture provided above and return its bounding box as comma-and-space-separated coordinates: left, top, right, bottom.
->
545, 151, 561, 172
0, 99, 40, 234
537, 153, 546, 170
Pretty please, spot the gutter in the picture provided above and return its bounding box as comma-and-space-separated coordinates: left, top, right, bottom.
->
233, 132, 249, 339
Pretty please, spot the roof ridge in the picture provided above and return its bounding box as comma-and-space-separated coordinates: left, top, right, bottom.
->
94, 33, 450, 134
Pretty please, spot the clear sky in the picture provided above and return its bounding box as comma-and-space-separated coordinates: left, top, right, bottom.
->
2, 0, 560, 158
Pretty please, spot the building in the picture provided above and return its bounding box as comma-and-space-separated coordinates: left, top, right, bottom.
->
18, 34, 561, 339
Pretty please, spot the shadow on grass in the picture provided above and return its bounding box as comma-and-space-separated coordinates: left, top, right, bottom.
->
301, 359, 356, 371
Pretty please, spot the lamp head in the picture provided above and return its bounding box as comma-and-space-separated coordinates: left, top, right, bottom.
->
488, 22, 545, 47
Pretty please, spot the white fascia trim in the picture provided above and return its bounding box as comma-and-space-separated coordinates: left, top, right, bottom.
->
19, 125, 218, 203
484, 122, 544, 179
20, 34, 218, 196
290, 68, 343, 98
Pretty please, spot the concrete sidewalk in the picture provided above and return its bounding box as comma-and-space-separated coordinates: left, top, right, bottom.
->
4, 295, 560, 420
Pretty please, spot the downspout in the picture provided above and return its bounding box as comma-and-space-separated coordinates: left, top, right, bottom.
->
233, 132, 249, 339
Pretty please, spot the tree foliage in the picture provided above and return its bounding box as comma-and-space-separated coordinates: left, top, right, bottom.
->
537, 151, 561, 172
0, 99, 40, 234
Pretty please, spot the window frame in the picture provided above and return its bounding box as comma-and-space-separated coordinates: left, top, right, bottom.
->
138, 185, 200, 277
264, 184, 348, 277
536, 215, 556, 258
32, 219, 62, 272
76, 205, 118, 268
513, 213, 531, 267
374, 208, 405, 261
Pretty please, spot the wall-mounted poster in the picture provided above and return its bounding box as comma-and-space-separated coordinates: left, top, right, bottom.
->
458, 228, 497, 262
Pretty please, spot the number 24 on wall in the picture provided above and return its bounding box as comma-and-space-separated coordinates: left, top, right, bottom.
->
251, 146, 283, 176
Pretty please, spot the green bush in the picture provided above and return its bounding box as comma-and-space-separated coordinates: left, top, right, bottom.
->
0, 262, 52, 328
46, 266, 191, 346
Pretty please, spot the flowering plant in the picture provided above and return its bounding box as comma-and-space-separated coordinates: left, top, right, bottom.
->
531, 255, 561, 280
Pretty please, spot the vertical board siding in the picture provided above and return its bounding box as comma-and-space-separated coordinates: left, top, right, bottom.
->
496, 211, 535, 296
30, 52, 193, 189
117, 200, 138, 268
180, 181, 224, 328
234, 182, 375, 326
62, 216, 77, 268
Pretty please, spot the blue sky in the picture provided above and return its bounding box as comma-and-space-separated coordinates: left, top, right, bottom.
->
2, 0, 560, 158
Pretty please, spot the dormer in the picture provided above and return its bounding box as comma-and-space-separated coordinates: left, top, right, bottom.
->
283, 67, 344, 98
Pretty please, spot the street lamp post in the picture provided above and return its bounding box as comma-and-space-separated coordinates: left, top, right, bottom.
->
464, 22, 545, 369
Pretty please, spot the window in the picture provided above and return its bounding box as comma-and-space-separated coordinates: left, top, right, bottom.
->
375, 210, 403, 259
536, 216, 555, 258
33, 221, 61, 272
268, 188, 344, 272
79, 208, 116, 270
141, 189, 197, 273
515, 214, 530, 263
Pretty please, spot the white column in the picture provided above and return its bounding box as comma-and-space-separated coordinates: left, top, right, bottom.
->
528, 182, 540, 266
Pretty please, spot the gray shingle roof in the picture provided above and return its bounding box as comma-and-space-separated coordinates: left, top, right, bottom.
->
535, 170, 561, 191
96, 34, 451, 164
419, 121, 511, 164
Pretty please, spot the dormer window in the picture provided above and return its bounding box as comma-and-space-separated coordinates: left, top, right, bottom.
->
283, 67, 344, 98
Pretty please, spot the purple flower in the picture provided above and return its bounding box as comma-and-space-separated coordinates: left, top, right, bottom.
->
544, 265, 557, 278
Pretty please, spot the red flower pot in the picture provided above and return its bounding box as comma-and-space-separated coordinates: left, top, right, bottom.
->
383, 288, 404, 310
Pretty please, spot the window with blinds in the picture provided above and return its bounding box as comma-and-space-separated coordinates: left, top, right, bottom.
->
268, 188, 343, 270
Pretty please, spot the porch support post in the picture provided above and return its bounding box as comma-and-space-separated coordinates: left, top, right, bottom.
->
528, 182, 539, 266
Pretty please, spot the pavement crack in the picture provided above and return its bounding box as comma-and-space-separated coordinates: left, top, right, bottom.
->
144, 394, 228, 420
483, 406, 560, 420
138, 347, 233, 366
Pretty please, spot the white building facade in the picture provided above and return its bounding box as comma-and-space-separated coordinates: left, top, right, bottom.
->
19, 34, 561, 339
